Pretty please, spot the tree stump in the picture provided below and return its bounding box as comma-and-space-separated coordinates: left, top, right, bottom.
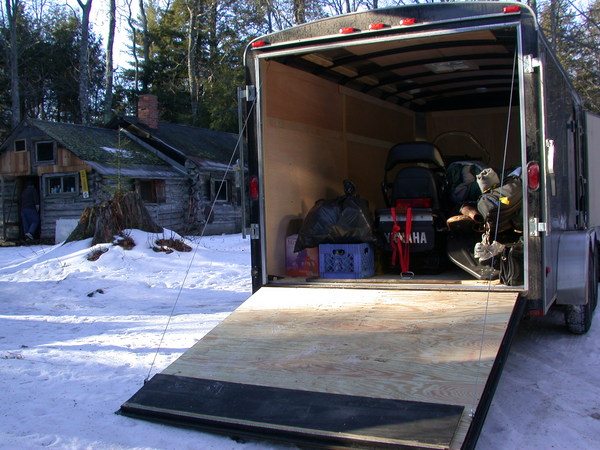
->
66, 191, 163, 245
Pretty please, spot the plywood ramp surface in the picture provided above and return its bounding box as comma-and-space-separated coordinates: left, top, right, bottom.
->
126, 287, 519, 449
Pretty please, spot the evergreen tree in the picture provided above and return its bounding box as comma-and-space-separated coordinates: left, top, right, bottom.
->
576, 0, 600, 113
1, 0, 597, 140
538, 0, 600, 114
0, 1, 105, 133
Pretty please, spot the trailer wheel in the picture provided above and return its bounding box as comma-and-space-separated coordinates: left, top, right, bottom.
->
565, 242, 597, 334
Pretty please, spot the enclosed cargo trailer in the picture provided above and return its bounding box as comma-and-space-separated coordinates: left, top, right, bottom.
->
121, 2, 598, 448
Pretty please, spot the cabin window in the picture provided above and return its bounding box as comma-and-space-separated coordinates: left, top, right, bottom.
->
35, 141, 55, 163
212, 178, 229, 202
14, 139, 26, 152
46, 174, 78, 195
137, 179, 166, 204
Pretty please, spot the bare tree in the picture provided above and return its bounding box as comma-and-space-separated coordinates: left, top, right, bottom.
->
186, 0, 201, 121
4, 0, 22, 128
293, 0, 306, 23
138, 0, 150, 92
77, 0, 93, 124
124, 0, 140, 92
103, 0, 116, 122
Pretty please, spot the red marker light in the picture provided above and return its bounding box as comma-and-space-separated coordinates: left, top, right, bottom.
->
503, 6, 521, 13
400, 18, 416, 25
251, 41, 268, 48
368, 23, 386, 30
339, 27, 357, 34
249, 177, 259, 200
527, 162, 540, 191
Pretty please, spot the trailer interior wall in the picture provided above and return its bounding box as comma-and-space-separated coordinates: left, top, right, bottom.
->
261, 60, 415, 276
261, 58, 522, 278
425, 108, 521, 169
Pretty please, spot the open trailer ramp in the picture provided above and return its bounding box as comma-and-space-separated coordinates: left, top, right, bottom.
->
120, 287, 523, 449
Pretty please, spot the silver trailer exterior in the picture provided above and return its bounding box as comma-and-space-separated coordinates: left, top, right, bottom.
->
121, 3, 599, 448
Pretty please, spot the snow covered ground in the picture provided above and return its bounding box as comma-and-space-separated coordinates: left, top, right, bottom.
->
0, 231, 598, 449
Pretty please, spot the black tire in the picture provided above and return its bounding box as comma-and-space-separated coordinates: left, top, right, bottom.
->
565, 303, 593, 335
565, 242, 597, 334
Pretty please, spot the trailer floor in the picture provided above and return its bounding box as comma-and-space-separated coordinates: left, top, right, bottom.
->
121, 287, 521, 449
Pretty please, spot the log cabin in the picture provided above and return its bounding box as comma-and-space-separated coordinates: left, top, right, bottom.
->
0, 105, 241, 242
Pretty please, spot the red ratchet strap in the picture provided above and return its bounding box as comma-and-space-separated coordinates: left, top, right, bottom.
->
390, 206, 414, 278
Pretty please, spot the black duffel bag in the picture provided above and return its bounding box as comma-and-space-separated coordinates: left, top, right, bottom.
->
499, 239, 524, 286
477, 175, 522, 234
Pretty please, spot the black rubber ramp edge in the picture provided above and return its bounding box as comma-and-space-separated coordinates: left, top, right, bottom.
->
120, 374, 464, 449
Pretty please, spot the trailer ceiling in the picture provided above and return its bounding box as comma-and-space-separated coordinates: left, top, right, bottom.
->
263, 28, 519, 112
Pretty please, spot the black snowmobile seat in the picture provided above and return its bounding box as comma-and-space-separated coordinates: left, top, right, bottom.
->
383, 142, 445, 209
385, 142, 445, 172
392, 167, 441, 210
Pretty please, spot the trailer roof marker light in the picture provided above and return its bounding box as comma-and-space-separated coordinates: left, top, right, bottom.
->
251, 40, 269, 49
399, 18, 416, 26
503, 6, 521, 13
339, 27, 358, 34
527, 162, 540, 191
368, 23, 387, 30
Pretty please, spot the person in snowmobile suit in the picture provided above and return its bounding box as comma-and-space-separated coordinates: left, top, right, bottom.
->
21, 181, 40, 240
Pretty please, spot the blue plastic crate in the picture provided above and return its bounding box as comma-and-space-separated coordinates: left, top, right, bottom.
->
319, 243, 374, 279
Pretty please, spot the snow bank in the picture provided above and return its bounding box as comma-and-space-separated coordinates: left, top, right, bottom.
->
1, 232, 599, 449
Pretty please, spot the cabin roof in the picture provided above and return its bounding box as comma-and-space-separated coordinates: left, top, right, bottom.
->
27, 119, 169, 167
112, 117, 238, 165
0, 119, 183, 178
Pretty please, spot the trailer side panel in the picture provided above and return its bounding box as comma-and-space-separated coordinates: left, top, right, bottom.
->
586, 112, 600, 228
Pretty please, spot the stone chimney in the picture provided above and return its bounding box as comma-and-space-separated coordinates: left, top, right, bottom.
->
138, 94, 159, 129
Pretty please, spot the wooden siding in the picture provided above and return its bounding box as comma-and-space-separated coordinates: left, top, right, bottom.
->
36, 147, 90, 175
0, 176, 19, 240
40, 191, 95, 240
202, 202, 243, 235
144, 178, 190, 234
0, 143, 89, 178
38, 172, 241, 240
0, 149, 30, 175
187, 164, 243, 236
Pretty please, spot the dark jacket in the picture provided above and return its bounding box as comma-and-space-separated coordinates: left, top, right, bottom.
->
21, 186, 39, 210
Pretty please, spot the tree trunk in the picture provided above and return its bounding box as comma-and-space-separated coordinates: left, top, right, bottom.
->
103, 0, 116, 122
293, 0, 306, 24
77, 0, 93, 124
5, 0, 22, 128
66, 191, 163, 245
139, 0, 151, 92
187, 0, 201, 122
125, 0, 140, 93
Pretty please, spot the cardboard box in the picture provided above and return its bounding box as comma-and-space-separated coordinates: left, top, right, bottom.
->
285, 235, 319, 277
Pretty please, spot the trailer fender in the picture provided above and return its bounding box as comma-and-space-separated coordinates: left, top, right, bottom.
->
556, 230, 596, 305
